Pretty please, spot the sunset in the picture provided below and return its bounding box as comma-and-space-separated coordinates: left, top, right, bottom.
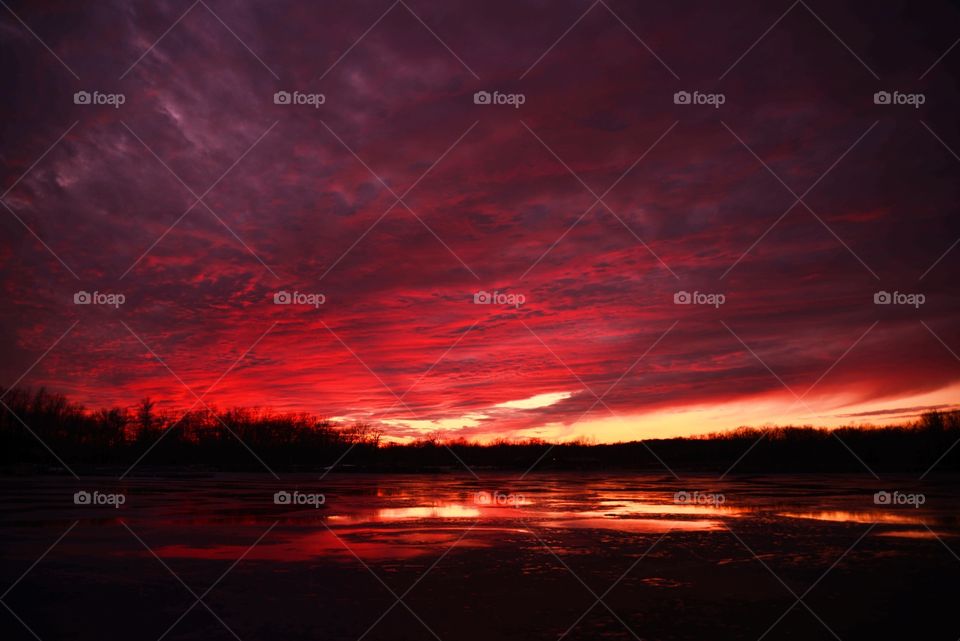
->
2, 1, 960, 639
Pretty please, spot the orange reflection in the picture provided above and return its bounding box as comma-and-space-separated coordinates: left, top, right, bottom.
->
590, 500, 744, 518
377, 505, 481, 520
779, 510, 925, 525
876, 529, 944, 539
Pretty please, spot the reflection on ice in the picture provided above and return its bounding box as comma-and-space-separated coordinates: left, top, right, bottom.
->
8, 475, 953, 566
3, 474, 959, 641
779, 510, 926, 525
377, 505, 481, 520
591, 499, 743, 518
876, 529, 945, 539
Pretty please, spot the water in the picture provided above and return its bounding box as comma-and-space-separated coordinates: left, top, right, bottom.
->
1, 473, 957, 640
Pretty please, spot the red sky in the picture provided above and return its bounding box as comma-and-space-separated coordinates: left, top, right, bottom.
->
2, 0, 959, 442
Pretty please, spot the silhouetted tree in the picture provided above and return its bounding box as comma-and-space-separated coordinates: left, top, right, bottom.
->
137, 398, 156, 433
1, 387, 959, 473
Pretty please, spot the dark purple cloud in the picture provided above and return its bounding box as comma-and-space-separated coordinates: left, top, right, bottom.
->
2, 0, 959, 440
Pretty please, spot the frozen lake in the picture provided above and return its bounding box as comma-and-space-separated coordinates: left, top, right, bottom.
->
1, 472, 957, 640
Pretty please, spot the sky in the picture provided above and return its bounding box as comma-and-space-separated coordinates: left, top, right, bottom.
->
1, 0, 959, 443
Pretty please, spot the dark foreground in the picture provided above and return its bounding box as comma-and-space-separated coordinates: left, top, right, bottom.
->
1, 473, 958, 640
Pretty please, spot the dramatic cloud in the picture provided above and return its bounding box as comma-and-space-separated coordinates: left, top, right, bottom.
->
2, 0, 959, 441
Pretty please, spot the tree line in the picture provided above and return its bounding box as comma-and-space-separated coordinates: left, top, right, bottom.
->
2, 387, 959, 473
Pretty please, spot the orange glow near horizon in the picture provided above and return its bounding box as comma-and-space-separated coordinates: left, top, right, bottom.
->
373, 382, 960, 444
